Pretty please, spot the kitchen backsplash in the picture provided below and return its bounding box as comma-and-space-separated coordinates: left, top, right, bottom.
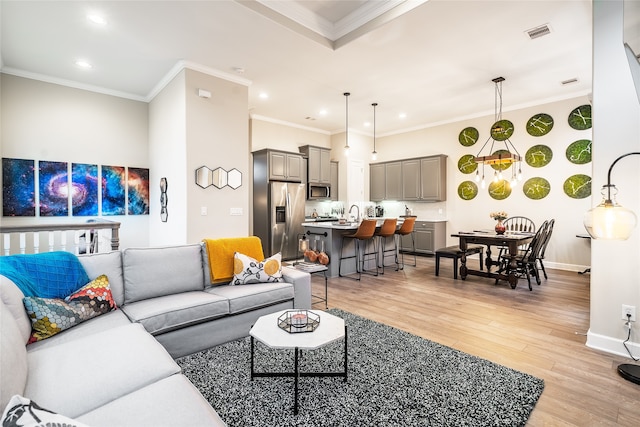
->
305, 199, 447, 221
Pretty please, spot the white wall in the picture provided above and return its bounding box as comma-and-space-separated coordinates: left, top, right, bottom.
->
184, 69, 250, 241
148, 70, 188, 246
586, 0, 640, 357
250, 118, 331, 153
0, 74, 150, 250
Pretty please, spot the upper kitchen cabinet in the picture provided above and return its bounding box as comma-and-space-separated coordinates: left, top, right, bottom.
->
370, 161, 402, 201
420, 155, 447, 201
370, 155, 447, 202
299, 145, 331, 184
330, 161, 339, 201
254, 149, 304, 182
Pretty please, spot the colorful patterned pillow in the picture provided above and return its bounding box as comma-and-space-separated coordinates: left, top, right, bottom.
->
232, 252, 283, 285
23, 274, 116, 343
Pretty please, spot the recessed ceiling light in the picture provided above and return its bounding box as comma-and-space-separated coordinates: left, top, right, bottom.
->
364, 122, 371, 127
399, 113, 407, 119
75, 60, 92, 69
259, 92, 269, 99
319, 109, 328, 116
87, 14, 107, 25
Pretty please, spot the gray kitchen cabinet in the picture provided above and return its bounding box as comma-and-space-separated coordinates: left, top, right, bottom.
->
299, 145, 331, 184
370, 163, 386, 201
420, 155, 447, 201
402, 159, 421, 200
385, 161, 403, 200
265, 150, 303, 182
400, 221, 446, 255
330, 161, 339, 201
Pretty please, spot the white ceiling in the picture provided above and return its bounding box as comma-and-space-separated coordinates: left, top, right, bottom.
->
0, 0, 593, 136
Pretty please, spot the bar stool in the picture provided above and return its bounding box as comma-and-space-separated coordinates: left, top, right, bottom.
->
338, 219, 378, 280
374, 218, 398, 274
394, 217, 416, 270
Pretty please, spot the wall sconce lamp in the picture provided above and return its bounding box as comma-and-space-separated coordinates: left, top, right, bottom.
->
344, 92, 351, 157
583, 152, 640, 240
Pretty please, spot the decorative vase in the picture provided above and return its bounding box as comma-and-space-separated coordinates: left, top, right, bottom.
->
495, 219, 506, 235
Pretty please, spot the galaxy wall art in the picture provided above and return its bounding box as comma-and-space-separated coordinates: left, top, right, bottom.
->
39, 160, 69, 216
2, 158, 36, 217
72, 163, 99, 216
127, 167, 149, 215
101, 165, 126, 216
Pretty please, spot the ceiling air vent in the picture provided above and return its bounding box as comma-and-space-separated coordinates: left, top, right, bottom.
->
526, 24, 551, 40
561, 78, 579, 85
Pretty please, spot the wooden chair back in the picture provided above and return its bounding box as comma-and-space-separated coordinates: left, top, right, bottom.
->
503, 216, 536, 233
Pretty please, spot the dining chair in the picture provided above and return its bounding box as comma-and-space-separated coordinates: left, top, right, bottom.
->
394, 217, 417, 270
374, 218, 398, 274
495, 220, 549, 290
503, 216, 536, 233
338, 219, 378, 280
536, 218, 555, 279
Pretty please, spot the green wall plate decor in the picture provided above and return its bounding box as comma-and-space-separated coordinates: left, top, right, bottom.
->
458, 127, 479, 146
526, 113, 554, 136
563, 174, 592, 199
458, 181, 478, 200
566, 139, 592, 164
490, 119, 514, 141
568, 105, 592, 130
457, 154, 478, 174
488, 180, 512, 200
525, 145, 553, 168
490, 149, 514, 171
523, 177, 551, 200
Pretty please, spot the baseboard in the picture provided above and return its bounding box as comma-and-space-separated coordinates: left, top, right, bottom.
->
545, 261, 590, 272
586, 329, 640, 359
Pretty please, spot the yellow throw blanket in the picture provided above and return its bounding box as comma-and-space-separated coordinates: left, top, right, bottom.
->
203, 236, 265, 284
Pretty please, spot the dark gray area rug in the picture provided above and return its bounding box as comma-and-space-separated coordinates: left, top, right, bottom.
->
176, 309, 544, 426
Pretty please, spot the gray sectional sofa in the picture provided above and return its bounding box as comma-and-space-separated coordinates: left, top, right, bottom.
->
0, 243, 311, 426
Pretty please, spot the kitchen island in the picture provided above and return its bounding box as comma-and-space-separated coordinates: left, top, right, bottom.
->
302, 220, 399, 278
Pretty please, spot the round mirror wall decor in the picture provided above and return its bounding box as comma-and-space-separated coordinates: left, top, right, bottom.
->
568, 105, 592, 130
525, 145, 553, 168
566, 139, 592, 164
457, 181, 478, 200
523, 177, 551, 200
458, 127, 479, 146
457, 154, 478, 174
526, 113, 554, 136
563, 174, 592, 199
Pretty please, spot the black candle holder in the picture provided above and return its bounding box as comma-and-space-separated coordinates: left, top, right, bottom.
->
277, 310, 320, 334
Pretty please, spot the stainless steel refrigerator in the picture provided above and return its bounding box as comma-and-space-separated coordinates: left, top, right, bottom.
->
253, 180, 306, 261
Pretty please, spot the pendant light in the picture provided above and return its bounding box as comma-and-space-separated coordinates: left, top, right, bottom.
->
474, 77, 523, 188
371, 102, 378, 161
344, 92, 351, 157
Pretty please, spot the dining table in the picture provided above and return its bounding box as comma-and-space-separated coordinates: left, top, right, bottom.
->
451, 231, 535, 289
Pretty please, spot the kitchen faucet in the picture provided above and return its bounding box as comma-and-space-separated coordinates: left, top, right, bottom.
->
348, 204, 360, 222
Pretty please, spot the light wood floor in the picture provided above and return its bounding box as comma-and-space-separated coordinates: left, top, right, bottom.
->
308, 254, 640, 426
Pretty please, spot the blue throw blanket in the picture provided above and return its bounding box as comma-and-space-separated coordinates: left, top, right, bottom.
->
0, 251, 90, 298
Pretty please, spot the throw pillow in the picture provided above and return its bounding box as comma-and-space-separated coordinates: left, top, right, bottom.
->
23, 274, 116, 343
232, 252, 283, 285
1, 394, 89, 427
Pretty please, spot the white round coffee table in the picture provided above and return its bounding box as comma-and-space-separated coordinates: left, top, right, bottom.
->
249, 309, 347, 415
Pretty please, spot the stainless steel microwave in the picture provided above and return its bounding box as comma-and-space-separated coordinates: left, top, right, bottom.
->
307, 183, 331, 200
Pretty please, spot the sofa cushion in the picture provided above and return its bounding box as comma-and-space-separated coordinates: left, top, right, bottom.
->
1, 395, 88, 427
25, 323, 181, 418
26, 310, 131, 352
232, 251, 283, 285
79, 251, 124, 306
207, 281, 294, 314
76, 374, 226, 427
0, 301, 28, 412
0, 275, 31, 343
23, 275, 116, 343
203, 236, 264, 284
123, 244, 204, 304
121, 291, 229, 335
